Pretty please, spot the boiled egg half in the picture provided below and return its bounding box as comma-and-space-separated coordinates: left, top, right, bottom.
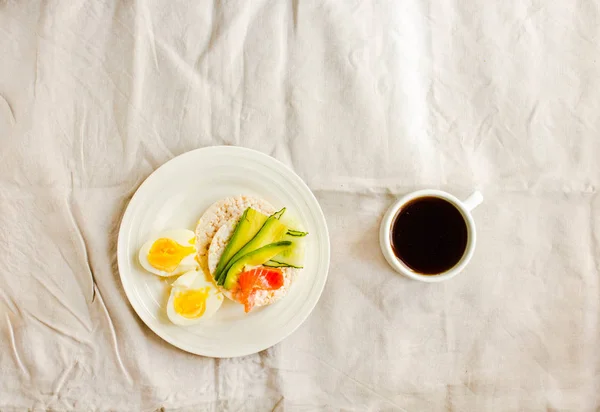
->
167, 270, 223, 325
139, 229, 197, 277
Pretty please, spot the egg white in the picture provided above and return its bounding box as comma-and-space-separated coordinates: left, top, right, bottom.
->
139, 229, 198, 277
166, 270, 223, 326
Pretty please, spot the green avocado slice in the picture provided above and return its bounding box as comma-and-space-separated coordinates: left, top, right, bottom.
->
213, 208, 268, 282
217, 208, 288, 285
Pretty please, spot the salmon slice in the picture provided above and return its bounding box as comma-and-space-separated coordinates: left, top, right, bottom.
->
234, 267, 284, 312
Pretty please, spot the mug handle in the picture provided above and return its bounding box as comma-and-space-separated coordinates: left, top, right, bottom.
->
462, 191, 483, 211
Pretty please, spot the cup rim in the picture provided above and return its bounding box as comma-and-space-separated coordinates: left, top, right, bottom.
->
379, 189, 477, 283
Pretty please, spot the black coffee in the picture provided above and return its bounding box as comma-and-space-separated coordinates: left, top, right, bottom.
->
391, 197, 468, 275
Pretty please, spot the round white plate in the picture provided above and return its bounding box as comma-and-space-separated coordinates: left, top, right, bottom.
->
117, 146, 330, 357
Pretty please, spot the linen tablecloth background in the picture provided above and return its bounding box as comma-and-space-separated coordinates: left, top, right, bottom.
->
1, 1, 599, 411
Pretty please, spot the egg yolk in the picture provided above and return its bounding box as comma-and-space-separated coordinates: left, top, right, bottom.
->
173, 287, 210, 318
147, 238, 195, 273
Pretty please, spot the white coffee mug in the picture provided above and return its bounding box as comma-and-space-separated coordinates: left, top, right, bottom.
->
379, 189, 483, 282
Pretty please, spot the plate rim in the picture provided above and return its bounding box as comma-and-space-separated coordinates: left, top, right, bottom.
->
117, 145, 330, 357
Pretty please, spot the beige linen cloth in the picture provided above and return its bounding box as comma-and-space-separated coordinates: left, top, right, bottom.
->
1, 1, 599, 411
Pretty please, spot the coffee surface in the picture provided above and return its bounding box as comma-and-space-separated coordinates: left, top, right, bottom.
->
391, 197, 468, 275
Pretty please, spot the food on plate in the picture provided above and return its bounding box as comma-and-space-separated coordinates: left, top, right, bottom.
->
215, 209, 288, 285
166, 270, 223, 325
264, 230, 306, 269
195, 195, 276, 275
138, 229, 198, 277
135, 194, 308, 322
213, 207, 269, 282
200, 196, 308, 313
138, 229, 221, 326
233, 267, 285, 313
222, 240, 292, 290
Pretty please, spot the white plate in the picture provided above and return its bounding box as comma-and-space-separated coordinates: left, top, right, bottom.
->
117, 146, 330, 357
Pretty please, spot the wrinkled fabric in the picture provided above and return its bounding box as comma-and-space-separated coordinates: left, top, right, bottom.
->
1, 0, 599, 411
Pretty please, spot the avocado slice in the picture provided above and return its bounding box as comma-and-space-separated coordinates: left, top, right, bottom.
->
223, 241, 292, 290
213, 208, 269, 282
218, 209, 288, 285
